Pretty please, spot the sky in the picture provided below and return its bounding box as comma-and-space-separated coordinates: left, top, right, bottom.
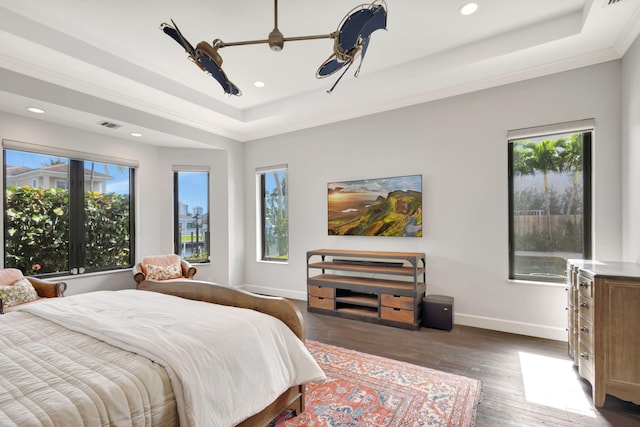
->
177, 171, 208, 211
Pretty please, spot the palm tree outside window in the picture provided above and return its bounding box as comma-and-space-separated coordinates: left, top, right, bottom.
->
257, 165, 288, 262
508, 126, 592, 282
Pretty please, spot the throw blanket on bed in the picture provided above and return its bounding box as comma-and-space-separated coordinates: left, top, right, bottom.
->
15, 289, 326, 427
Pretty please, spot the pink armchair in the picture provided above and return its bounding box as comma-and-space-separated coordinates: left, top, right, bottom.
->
0, 268, 66, 314
132, 254, 197, 288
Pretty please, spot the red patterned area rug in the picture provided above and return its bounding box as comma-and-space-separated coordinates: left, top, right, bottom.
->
274, 340, 481, 427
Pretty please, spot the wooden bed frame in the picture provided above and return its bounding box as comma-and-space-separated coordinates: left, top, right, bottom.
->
138, 279, 306, 427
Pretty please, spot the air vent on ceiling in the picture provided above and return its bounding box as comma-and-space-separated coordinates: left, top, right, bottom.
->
98, 121, 122, 129
608, 0, 621, 4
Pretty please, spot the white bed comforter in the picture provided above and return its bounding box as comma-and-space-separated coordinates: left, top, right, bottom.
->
3, 289, 326, 427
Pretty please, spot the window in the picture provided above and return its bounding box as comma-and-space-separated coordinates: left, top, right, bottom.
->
257, 165, 288, 261
173, 169, 209, 263
3, 144, 136, 276
508, 123, 592, 282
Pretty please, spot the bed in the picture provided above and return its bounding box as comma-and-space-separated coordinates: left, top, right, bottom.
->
0, 280, 326, 427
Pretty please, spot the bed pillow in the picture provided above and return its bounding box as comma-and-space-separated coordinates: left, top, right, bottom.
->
145, 263, 183, 280
0, 277, 39, 307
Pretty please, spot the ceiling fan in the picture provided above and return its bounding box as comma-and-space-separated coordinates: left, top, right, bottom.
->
160, 0, 387, 96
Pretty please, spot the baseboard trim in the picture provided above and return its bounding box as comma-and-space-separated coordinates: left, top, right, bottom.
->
237, 285, 568, 342
455, 313, 568, 342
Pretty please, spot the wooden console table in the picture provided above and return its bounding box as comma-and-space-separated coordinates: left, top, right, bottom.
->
306, 249, 426, 330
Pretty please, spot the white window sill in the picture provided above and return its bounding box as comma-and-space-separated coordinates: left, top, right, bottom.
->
508, 279, 567, 288
256, 259, 289, 265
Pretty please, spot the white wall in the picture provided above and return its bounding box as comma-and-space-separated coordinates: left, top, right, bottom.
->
2, 43, 635, 341
243, 61, 623, 341
622, 34, 640, 263
155, 145, 245, 286
0, 112, 244, 294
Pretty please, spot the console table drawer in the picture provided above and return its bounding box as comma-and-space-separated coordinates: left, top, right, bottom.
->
381, 306, 414, 324
309, 296, 334, 310
381, 294, 414, 310
309, 285, 335, 298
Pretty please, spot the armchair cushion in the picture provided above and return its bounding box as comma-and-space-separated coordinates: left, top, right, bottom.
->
140, 254, 182, 273
0, 277, 39, 308
146, 263, 183, 280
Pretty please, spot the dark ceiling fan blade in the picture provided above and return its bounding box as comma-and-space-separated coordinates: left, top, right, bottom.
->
336, 8, 375, 53
360, 4, 387, 42
160, 20, 196, 57
316, 55, 349, 78
353, 4, 386, 77
161, 24, 187, 49
195, 42, 241, 96
318, 1, 387, 91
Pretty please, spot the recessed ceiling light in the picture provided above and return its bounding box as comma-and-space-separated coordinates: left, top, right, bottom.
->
459, 2, 478, 16
130, 132, 143, 137
254, 81, 265, 88
27, 107, 45, 114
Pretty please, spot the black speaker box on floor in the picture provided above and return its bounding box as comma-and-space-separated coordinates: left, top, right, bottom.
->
422, 295, 453, 330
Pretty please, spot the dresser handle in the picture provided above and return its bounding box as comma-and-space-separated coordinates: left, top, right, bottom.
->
580, 302, 589, 309
580, 352, 589, 360
579, 282, 589, 288
580, 326, 589, 334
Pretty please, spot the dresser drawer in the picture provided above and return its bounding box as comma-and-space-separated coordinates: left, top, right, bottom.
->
578, 341, 594, 384
577, 294, 593, 322
308, 285, 335, 298
380, 294, 414, 310
309, 296, 334, 310
578, 315, 593, 350
577, 274, 593, 298
381, 306, 414, 324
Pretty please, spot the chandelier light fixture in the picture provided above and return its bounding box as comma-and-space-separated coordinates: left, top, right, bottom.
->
160, 0, 387, 96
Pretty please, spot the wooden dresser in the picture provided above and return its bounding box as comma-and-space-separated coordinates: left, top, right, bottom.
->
566, 260, 640, 407
307, 249, 426, 330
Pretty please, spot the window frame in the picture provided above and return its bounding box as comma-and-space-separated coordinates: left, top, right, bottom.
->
256, 165, 289, 263
173, 167, 211, 264
507, 122, 592, 283
3, 140, 137, 277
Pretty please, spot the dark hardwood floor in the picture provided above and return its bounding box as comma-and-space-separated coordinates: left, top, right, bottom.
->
293, 301, 640, 427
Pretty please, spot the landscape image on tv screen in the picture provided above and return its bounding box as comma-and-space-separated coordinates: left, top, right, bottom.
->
328, 174, 422, 237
